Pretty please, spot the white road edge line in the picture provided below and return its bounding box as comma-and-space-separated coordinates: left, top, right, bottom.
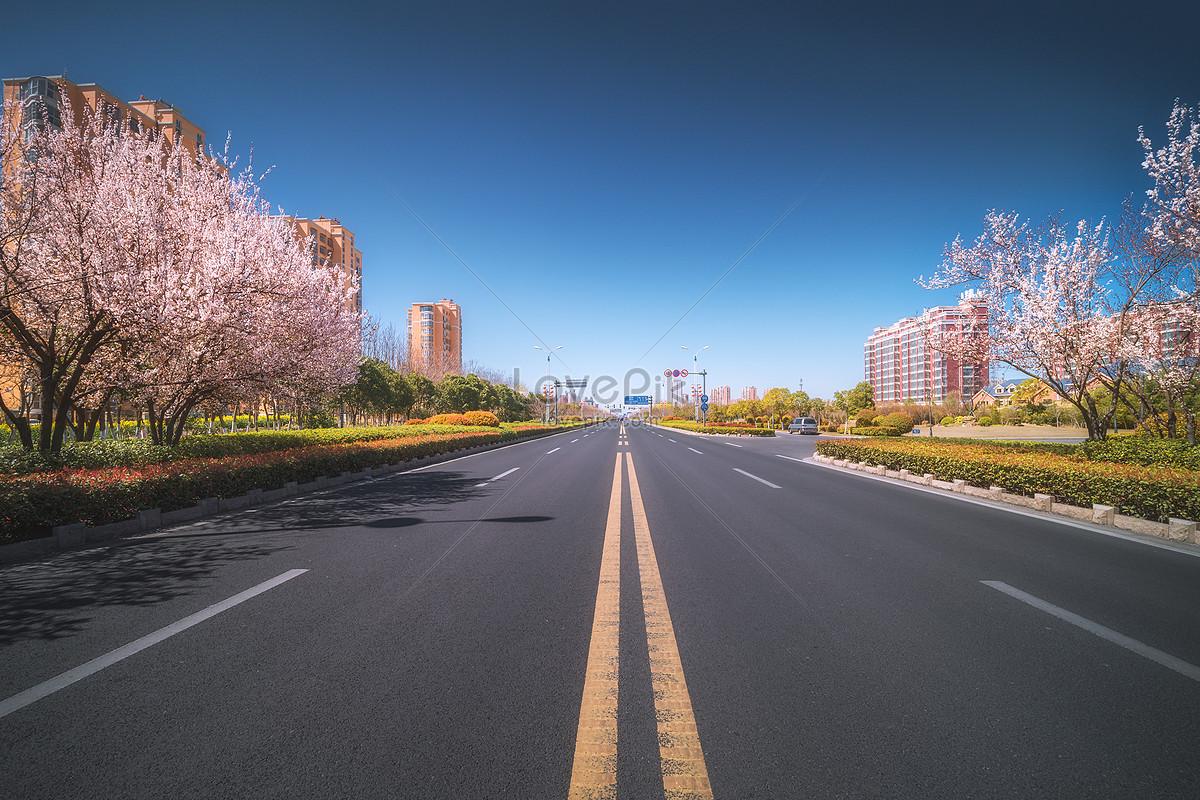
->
775, 454, 805, 462
806, 457, 1200, 559
982, 581, 1200, 683
0, 569, 309, 720
688, 447, 703, 454
546, 447, 561, 454
733, 468, 781, 489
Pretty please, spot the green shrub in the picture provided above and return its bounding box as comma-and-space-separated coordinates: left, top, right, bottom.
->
940, 416, 957, 426
855, 409, 878, 427
815, 437, 1200, 522
880, 412, 914, 433
1081, 436, 1200, 470
850, 426, 901, 436
979, 418, 994, 427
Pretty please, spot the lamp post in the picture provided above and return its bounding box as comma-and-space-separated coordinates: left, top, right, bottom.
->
681, 345, 709, 424
534, 345, 563, 424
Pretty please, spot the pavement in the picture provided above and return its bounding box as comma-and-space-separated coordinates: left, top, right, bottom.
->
2, 420, 1198, 799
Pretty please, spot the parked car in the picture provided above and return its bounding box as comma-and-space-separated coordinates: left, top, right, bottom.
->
788, 417, 819, 434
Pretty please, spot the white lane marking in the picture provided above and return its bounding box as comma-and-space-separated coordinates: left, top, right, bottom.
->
775, 454, 805, 462
668, 439, 677, 443
0, 569, 309, 720
547, 447, 561, 454
724, 442, 743, 448
982, 581, 1200, 683
688, 447, 703, 454
475, 467, 521, 487
657, 434, 664, 437
733, 468, 781, 489
571, 438, 580, 443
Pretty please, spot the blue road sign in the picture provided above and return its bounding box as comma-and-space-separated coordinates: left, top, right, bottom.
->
624, 396, 652, 406
701, 403, 709, 412
700, 394, 709, 403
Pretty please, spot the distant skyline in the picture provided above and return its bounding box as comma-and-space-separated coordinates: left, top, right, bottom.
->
4, 0, 1199, 402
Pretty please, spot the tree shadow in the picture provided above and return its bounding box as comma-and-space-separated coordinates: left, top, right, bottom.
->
0, 472, 546, 645
0, 534, 292, 645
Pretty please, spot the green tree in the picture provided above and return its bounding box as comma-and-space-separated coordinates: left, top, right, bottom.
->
834, 381, 875, 414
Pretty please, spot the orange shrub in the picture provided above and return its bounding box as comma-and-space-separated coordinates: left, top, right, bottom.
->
463, 410, 500, 426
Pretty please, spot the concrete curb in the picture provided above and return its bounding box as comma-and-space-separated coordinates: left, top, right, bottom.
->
0, 424, 585, 564
810, 453, 1199, 545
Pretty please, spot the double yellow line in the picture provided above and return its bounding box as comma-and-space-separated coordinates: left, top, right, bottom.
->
568, 444, 713, 799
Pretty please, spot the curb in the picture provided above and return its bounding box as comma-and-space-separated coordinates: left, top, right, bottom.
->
0, 424, 585, 565
810, 453, 1200, 547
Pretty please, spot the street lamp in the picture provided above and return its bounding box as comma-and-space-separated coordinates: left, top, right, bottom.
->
681, 345, 709, 424
534, 345, 564, 424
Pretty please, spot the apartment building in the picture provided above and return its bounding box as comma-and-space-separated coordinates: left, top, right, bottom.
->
406, 299, 462, 377
711, 385, 731, 406
286, 215, 363, 314
741, 386, 759, 402
864, 294, 989, 404
3, 75, 206, 154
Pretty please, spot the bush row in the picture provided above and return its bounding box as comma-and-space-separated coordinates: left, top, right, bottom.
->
849, 426, 901, 437
658, 420, 777, 436
0, 426, 562, 539
0, 423, 524, 477
814, 438, 1200, 522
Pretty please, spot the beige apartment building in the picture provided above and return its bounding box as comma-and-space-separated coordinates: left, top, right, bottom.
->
406, 300, 462, 377
285, 215, 364, 314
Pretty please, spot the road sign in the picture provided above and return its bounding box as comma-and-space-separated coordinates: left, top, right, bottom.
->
701, 394, 709, 403
624, 396, 651, 406
681, 369, 688, 377
664, 369, 672, 377
701, 403, 709, 412
672, 370, 680, 378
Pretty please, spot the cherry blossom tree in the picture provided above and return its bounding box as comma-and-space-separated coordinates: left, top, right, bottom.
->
921, 212, 1121, 439
0, 93, 360, 451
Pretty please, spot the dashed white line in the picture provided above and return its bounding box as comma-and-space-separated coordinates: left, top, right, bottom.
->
688, 447, 703, 454
668, 438, 677, 443
733, 468, 781, 489
547, 447, 561, 454
724, 442, 743, 448
0, 569, 309, 720
475, 467, 520, 487
982, 581, 1200, 683
775, 454, 805, 462
571, 438, 580, 443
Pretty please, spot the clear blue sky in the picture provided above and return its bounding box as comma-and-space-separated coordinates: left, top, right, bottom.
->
4, 0, 1198, 404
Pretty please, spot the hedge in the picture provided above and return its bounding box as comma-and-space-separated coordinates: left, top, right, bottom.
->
814, 438, 1200, 522
0, 426, 561, 540
0, 423, 529, 478
849, 426, 901, 437
658, 420, 777, 436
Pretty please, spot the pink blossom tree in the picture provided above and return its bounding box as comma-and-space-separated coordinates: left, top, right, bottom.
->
921, 212, 1122, 439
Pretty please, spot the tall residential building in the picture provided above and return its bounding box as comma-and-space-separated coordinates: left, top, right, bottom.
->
711, 385, 731, 406
285, 215, 363, 314
741, 386, 759, 402
864, 294, 989, 404
406, 299, 462, 377
3, 75, 206, 154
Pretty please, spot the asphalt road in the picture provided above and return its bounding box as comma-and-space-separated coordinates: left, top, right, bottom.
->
2, 421, 1199, 799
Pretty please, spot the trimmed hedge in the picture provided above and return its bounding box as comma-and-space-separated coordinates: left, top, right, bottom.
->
658, 420, 776, 437
850, 426, 901, 436
0, 426, 561, 540
0, 423, 522, 478
815, 438, 1200, 522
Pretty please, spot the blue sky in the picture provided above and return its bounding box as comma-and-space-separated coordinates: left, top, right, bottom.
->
4, 0, 1198, 404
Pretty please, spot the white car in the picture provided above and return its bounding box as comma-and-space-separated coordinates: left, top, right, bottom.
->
788, 417, 819, 434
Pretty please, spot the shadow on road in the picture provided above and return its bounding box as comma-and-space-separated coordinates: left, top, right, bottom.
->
0, 535, 291, 645
0, 472, 498, 645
